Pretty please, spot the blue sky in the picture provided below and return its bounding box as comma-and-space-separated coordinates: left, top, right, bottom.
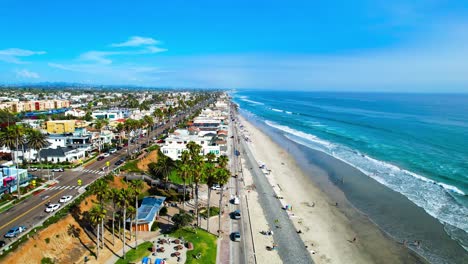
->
1, 0, 468, 91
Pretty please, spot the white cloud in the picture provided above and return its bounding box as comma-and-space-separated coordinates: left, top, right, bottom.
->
111, 36, 159, 47
0, 48, 46, 64
16, 69, 40, 79
79, 51, 123, 64
145, 46, 168, 53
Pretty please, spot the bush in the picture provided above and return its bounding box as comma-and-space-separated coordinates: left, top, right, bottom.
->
159, 207, 168, 216
41, 257, 54, 264
151, 222, 159, 231
44, 237, 50, 244
171, 212, 194, 229
199, 207, 220, 219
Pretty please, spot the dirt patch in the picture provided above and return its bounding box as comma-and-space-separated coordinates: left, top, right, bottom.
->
2, 175, 155, 264
137, 150, 159, 172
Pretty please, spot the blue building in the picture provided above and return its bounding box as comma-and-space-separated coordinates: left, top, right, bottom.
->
127, 196, 166, 232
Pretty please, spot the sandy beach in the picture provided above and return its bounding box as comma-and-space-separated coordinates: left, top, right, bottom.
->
238, 115, 415, 264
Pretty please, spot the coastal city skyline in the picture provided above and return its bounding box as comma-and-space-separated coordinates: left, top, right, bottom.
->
1, 0, 468, 92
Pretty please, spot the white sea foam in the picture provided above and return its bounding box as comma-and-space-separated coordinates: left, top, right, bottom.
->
240, 97, 264, 105
285, 111, 293, 115
264, 120, 468, 234
271, 108, 283, 112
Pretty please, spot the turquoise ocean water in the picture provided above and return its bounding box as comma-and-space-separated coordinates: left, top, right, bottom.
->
232, 90, 468, 252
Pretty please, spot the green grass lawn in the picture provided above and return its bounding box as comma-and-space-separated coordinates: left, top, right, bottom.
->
199, 207, 220, 218
120, 159, 141, 173
115, 241, 153, 264
170, 227, 217, 264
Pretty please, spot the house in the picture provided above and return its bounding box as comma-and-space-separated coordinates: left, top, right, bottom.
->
0, 164, 32, 196
127, 196, 166, 232
46, 120, 76, 134
39, 147, 86, 163
92, 109, 129, 120
160, 129, 221, 160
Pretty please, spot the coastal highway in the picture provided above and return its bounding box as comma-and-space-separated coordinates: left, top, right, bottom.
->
232, 103, 314, 264
0, 100, 212, 247
228, 104, 256, 264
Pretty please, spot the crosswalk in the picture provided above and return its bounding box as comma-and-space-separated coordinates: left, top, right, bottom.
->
48, 185, 81, 190
73, 167, 106, 175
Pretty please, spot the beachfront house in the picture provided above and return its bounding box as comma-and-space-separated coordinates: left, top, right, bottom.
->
160, 129, 220, 160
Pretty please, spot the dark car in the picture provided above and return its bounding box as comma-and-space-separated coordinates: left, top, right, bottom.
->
141, 143, 148, 148
232, 210, 241, 219
116, 146, 123, 150
0, 241, 5, 247
97, 156, 105, 161
231, 231, 241, 242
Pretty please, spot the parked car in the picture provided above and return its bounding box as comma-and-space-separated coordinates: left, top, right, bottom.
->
232, 210, 241, 219
0, 241, 5, 247
211, 184, 222, 191
116, 146, 123, 150
141, 143, 148, 148
45, 203, 60, 213
102, 153, 110, 157
29, 167, 38, 171
109, 148, 117, 154
231, 231, 241, 242
97, 156, 105, 161
231, 196, 240, 205
4, 226, 27, 238
59, 195, 73, 203
115, 160, 124, 166
51, 168, 64, 172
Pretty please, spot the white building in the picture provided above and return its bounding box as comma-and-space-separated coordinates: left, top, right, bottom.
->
160, 129, 220, 160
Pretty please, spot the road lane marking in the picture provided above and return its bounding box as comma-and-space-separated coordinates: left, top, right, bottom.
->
0, 189, 66, 231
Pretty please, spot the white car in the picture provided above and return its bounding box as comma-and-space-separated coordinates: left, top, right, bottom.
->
45, 204, 60, 213
211, 184, 222, 191
59, 195, 73, 203
102, 153, 110, 157
231, 196, 240, 205
109, 148, 117, 154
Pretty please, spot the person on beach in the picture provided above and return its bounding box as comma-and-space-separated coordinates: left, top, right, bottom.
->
352, 237, 357, 243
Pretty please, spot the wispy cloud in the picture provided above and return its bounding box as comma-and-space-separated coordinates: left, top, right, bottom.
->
0, 48, 46, 64
15, 69, 40, 79
111, 36, 159, 47
79, 51, 123, 64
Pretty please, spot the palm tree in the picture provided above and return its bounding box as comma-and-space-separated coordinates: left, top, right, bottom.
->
205, 162, 216, 232
117, 188, 131, 258
89, 204, 107, 259
25, 129, 48, 169
216, 168, 230, 236
186, 141, 204, 226
153, 108, 164, 124
143, 115, 154, 145
129, 179, 144, 247
115, 123, 125, 146
217, 155, 229, 169
177, 151, 191, 210
110, 188, 120, 245
90, 179, 109, 247
151, 153, 175, 188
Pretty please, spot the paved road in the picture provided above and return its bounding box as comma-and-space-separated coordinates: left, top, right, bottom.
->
0, 99, 212, 246
233, 107, 314, 264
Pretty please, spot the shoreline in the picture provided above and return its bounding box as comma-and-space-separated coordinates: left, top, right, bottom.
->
237, 114, 428, 263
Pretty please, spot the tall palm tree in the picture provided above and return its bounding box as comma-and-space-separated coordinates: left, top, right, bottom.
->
89, 204, 107, 259
191, 154, 205, 226
115, 123, 125, 146
129, 179, 144, 247
117, 188, 131, 258
205, 162, 216, 232
110, 188, 120, 245
143, 115, 154, 145
216, 168, 230, 236
177, 151, 191, 210
25, 129, 48, 168
90, 179, 109, 247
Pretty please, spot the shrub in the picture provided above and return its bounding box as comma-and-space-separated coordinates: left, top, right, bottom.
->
171, 212, 194, 229
159, 207, 168, 216
41, 257, 54, 264
151, 222, 159, 231
44, 237, 50, 244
